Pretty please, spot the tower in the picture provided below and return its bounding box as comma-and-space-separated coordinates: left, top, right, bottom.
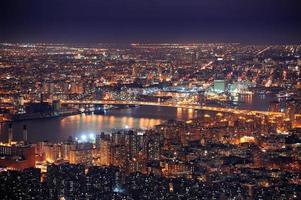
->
146, 132, 161, 161
8, 123, 13, 145
132, 64, 138, 77
23, 125, 28, 144
128, 130, 139, 159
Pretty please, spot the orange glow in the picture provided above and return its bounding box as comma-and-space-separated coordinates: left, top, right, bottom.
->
239, 136, 255, 143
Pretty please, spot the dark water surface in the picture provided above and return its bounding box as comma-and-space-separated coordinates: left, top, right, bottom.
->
0, 94, 276, 143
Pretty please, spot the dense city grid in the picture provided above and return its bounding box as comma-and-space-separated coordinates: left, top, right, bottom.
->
0, 43, 301, 199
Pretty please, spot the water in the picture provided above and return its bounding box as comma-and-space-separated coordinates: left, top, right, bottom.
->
0, 93, 276, 143
237, 93, 275, 110
0, 106, 198, 143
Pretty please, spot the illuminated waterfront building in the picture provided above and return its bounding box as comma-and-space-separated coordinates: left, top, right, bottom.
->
0, 144, 35, 170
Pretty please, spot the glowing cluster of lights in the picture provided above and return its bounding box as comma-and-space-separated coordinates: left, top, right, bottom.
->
75, 133, 96, 143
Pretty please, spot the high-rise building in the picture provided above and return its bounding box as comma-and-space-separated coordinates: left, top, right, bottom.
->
213, 80, 227, 93
8, 123, 13, 145
132, 64, 138, 77
22, 125, 28, 144
95, 137, 111, 166
43, 144, 61, 163
128, 130, 139, 159
111, 144, 128, 169
61, 142, 76, 161
145, 132, 161, 161
69, 148, 93, 166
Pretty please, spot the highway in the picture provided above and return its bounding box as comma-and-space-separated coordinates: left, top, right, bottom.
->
256, 46, 271, 56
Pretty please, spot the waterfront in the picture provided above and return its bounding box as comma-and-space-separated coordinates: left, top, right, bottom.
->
0, 93, 276, 143
1, 41, 300, 199
0, 106, 198, 143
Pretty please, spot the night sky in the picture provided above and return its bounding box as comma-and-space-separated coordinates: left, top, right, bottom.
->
1, 0, 300, 44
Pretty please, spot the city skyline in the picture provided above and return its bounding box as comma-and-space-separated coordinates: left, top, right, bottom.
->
0, 42, 301, 200
1, 1, 301, 199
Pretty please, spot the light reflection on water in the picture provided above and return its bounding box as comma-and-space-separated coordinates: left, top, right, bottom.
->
0, 94, 274, 143
60, 114, 162, 131
0, 106, 196, 143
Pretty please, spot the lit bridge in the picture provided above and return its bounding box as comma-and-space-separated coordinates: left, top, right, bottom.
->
61, 100, 285, 117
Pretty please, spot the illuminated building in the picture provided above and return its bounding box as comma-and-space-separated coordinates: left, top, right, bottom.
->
95, 135, 111, 166
43, 144, 61, 163
239, 136, 256, 144
99, 139, 111, 165
213, 80, 227, 93
46, 164, 85, 199
111, 144, 128, 169
69, 148, 93, 166
1, 43, 301, 199
0, 124, 35, 170
162, 160, 192, 178
0, 168, 43, 199
8, 123, 13, 145
0, 144, 35, 170
61, 142, 76, 161
132, 64, 138, 77
269, 101, 281, 112
69, 82, 84, 94
145, 132, 161, 161
128, 130, 141, 159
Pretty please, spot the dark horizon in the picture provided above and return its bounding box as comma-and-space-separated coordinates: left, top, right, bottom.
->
1, 0, 301, 44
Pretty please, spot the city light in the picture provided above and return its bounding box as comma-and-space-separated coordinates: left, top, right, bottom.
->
80, 135, 87, 141
0, 43, 300, 199
89, 133, 95, 139
0, 0, 300, 197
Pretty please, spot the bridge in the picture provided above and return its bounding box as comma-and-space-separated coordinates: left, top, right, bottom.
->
61, 100, 285, 117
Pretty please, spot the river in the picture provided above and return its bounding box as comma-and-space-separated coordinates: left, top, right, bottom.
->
0, 93, 277, 143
